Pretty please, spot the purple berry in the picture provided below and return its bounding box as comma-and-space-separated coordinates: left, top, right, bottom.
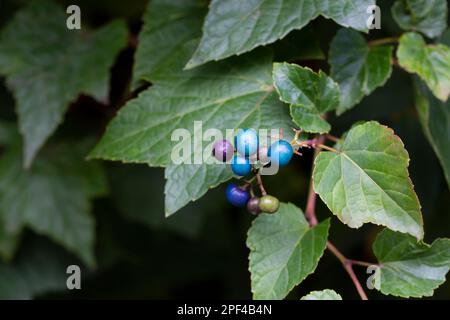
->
247, 197, 261, 215
212, 139, 233, 162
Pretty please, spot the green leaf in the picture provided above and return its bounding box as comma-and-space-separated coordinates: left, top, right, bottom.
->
391, 0, 448, 38
0, 120, 17, 146
329, 29, 393, 115
0, 138, 108, 266
91, 49, 294, 214
313, 121, 423, 239
413, 79, 450, 189
0, 218, 20, 262
164, 163, 232, 216
131, 0, 207, 88
397, 32, 450, 101
0, 240, 72, 299
186, 0, 376, 69
373, 229, 450, 298
0, 0, 128, 167
272, 63, 339, 133
247, 203, 330, 300
301, 289, 342, 300
109, 165, 213, 237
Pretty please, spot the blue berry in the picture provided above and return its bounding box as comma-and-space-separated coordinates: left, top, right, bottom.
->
225, 183, 250, 207
268, 140, 293, 167
235, 129, 258, 157
231, 155, 252, 176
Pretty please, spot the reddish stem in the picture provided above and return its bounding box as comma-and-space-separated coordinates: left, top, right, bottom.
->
304, 134, 369, 300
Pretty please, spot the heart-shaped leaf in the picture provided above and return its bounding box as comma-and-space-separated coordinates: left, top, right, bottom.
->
313, 121, 423, 239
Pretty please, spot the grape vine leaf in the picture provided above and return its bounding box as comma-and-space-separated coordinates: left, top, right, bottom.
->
301, 289, 342, 300
413, 79, 450, 189
0, 0, 128, 167
313, 121, 424, 239
91, 49, 294, 215
397, 32, 450, 101
372, 229, 450, 298
0, 135, 108, 267
247, 203, 330, 300
329, 29, 393, 115
272, 63, 339, 133
186, 0, 376, 69
391, 0, 448, 38
131, 0, 207, 88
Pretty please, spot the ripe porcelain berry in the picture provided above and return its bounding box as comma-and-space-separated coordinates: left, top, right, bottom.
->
235, 129, 259, 157
226, 183, 250, 207
212, 139, 233, 162
259, 195, 280, 213
246, 197, 261, 215
231, 155, 252, 176
268, 140, 294, 167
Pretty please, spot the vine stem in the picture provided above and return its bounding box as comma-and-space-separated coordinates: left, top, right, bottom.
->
304, 134, 369, 300
255, 173, 267, 196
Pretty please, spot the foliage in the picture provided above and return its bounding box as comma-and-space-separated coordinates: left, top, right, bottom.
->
0, 0, 449, 300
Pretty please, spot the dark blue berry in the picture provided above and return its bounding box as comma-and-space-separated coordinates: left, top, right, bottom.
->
231, 155, 251, 176
226, 183, 250, 207
268, 140, 293, 167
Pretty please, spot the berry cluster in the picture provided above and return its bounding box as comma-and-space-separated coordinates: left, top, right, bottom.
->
212, 129, 294, 215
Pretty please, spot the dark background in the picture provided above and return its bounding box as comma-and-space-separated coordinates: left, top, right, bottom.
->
0, 0, 449, 299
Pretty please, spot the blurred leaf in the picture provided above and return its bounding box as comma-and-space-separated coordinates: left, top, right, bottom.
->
329, 29, 393, 115
131, 0, 206, 88
0, 0, 127, 166
273, 63, 339, 133
301, 289, 342, 300
397, 32, 450, 101
0, 120, 17, 146
391, 0, 447, 38
247, 203, 330, 299
373, 229, 450, 298
413, 79, 450, 189
0, 136, 107, 266
109, 164, 216, 237
313, 121, 423, 239
186, 0, 375, 68
0, 218, 20, 261
0, 239, 72, 299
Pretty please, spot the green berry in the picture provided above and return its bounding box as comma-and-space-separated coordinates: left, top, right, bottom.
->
259, 195, 280, 213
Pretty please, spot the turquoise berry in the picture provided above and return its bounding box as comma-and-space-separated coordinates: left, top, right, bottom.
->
225, 183, 250, 207
231, 155, 252, 176
235, 129, 258, 157
268, 140, 293, 167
